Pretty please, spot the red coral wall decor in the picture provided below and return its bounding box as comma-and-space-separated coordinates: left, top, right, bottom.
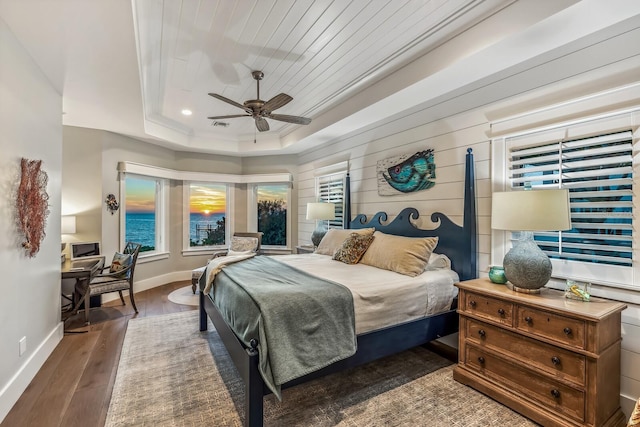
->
16, 158, 50, 257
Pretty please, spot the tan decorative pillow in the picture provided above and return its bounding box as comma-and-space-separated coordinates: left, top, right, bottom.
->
315, 228, 375, 256
332, 233, 375, 264
360, 231, 439, 277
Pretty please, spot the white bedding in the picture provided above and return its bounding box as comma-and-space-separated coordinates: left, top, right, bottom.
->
273, 253, 459, 334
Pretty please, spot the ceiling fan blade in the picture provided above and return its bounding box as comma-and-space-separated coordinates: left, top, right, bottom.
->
208, 93, 246, 111
207, 114, 250, 120
263, 93, 293, 112
267, 113, 312, 125
255, 116, 270, 132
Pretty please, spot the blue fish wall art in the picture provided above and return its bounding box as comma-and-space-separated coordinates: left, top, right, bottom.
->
377, 149, 436, 195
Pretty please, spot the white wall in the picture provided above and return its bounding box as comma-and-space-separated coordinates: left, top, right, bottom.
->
0, 17, 63, 422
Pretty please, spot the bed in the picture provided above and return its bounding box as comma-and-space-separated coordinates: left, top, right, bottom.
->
198, 148, 477, 427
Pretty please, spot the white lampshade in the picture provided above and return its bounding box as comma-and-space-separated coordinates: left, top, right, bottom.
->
491, 189, 571, 231
61, 215, 77, 234
306, 202, 336, 221
491, 189, 571, 293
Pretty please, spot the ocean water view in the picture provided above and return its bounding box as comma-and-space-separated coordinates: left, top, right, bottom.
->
125, 212, 225, 249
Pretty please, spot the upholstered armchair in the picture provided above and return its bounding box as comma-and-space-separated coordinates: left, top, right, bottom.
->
74, 241, 142, 325
191, 232, 263, 293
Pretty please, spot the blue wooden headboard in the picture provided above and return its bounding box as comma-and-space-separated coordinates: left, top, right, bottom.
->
347, 148, 477, 281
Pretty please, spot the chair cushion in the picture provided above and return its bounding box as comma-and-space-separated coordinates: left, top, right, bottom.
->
87, 276, 130, 295
110, 252, 132, 277
192, 265, 206, 282
230, 236, 259, 252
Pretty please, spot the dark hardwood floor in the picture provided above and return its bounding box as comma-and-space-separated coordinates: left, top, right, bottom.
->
1, 281, 196, 427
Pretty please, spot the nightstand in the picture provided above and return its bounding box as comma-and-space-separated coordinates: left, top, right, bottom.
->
453, 278, 627, 427
295, 245, 315, 254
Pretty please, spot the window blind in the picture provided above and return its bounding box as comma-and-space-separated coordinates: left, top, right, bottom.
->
317, 173, 345, 229
508, 130, 633, 267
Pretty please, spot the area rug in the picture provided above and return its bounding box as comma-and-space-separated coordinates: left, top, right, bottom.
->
167, 285, 199, 306
106, 311, 538, 427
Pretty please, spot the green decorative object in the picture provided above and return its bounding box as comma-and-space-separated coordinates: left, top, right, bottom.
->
488, 266, 507, 284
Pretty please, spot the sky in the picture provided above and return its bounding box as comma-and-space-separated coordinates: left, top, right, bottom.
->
190, 183, 227, 215
126, 180, 287, 214
125, 176, 155, 213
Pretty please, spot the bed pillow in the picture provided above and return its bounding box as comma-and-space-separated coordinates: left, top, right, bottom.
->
230, 236, 259, 252
426, 253, 452, 270
109, 252, 132, 277
332, 232, 375, 264
315, 228, 375, 256
360, 231, 439, 277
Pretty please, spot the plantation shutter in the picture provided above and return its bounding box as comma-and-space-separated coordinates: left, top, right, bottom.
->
507, 130, 633, 267
317, 173, 345, 229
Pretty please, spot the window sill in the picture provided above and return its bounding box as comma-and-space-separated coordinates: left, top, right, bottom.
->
137, 251, 170, 263
182, 247, 224, 257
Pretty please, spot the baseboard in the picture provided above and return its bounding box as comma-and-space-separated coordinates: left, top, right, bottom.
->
621, 393, 637, 421
101, 270, 191, 303
0, 322, 64, 423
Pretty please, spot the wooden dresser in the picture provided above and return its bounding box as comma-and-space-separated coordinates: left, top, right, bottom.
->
453, 278, 627, 427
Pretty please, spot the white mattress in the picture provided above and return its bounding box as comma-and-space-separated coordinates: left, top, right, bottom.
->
273, 253, 459, 334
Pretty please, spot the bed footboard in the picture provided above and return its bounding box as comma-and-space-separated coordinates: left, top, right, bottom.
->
200, 289, 265, 427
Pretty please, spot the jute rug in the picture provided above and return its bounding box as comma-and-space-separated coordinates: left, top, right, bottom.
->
106, 311, 537, 427
167, 285, 199, 306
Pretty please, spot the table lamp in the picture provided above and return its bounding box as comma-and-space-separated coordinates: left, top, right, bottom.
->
306, 202, 335, 247
61, 215, 77, 262
491, 189, 571, 293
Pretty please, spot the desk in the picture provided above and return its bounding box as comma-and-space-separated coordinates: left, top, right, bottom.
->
61, 257, 105, 313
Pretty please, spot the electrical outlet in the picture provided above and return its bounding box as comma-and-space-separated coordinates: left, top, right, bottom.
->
19, 337, 26, 356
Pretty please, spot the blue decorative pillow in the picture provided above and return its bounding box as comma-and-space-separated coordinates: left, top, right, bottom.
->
110, 252, 132, 277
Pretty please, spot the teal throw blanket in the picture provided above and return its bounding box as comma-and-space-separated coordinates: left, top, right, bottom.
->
210, 256, 357, 400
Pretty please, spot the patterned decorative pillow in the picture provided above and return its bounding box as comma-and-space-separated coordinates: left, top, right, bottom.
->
315, 228, 375, 256
230, 236, 258, 252
109, 252, 132, 277
332, 233, 375, 264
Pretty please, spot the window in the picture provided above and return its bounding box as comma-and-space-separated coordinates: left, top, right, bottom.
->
255, 184, 288, 246
316, 172, 346, 229
493, 111, 639, 290
509, 131, 633, 267
188, 183, 228, 247
123, 174, 168, 254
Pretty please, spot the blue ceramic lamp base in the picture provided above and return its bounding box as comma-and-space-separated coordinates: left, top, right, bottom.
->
503, 232, 551, 293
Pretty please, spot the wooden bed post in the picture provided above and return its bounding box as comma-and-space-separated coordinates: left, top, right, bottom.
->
344, 172, 351, 229
246, 342, 264, 427
463, 148, 477, 281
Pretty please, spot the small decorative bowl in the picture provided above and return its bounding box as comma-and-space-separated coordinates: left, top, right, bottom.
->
489, 266, 508, 284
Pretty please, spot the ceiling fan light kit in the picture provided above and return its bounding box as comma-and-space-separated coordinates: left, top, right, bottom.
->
208, 71, 312, 132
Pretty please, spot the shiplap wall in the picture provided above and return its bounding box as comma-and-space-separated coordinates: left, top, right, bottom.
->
296, 101, 640, 418
297, 107, 492, 279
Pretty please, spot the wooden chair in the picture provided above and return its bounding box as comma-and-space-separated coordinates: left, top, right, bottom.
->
75, 242, 142, 324
191, 232, 263, 293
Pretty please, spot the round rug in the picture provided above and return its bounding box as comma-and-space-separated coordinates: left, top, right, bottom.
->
167, 285, 199, 306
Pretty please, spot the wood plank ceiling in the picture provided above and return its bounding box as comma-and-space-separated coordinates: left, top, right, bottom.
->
134, 0, 512, 149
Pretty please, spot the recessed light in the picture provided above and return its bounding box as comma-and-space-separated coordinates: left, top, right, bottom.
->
181, 109, 192, 116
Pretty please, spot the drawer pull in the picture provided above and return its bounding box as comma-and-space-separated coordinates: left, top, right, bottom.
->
497, 308, 505, 316
524, 316, 532, 324
563, 327, 572, 336
478, 356, 485, 364
469, 300, 477, 307
550, 389, 561, 399
551, 356, 561, 366
478, 329, 486, 337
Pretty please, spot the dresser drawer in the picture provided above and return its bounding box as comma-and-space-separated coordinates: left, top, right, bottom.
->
461, 291, 513, 326
465, 345, 585, 423
516, 306, 586, 350
465, 319, 586, 386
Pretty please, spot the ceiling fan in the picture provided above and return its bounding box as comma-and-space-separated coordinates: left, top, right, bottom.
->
208, 70, 312, 132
